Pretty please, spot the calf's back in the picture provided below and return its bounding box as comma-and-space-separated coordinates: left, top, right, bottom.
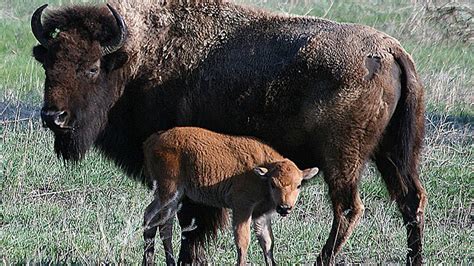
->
143, 127, 284, 190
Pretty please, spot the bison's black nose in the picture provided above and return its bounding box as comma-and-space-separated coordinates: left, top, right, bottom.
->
276, 204, 292, 216
41, 107, 71, 131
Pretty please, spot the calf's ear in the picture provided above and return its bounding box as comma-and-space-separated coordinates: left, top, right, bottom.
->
253, 167, 269, 179
302, 167, 319, 180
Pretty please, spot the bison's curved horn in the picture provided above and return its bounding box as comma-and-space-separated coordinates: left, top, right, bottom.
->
31, 4, 49, 48
101, 4, 128, 56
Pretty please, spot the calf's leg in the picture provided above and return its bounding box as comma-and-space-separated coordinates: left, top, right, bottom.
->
143, 188, 181, 266
157, 189, 181, 266
232, 207, 253, 266
143, 197, 161, 266
159, 215, 175, 266
253, 214, 275, 266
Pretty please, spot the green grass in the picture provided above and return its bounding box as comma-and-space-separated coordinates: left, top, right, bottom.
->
1, 0, 473, 264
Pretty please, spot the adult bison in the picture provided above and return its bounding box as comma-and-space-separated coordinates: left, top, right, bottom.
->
31, 0, 426, 264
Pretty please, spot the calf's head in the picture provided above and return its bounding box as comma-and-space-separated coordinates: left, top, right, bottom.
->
254, 159, 319, 217
31, 4, 128, 160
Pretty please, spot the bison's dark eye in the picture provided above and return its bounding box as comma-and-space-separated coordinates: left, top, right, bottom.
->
85, 67, 99, 79
83, 60, 101, 79
89, 67, 99, 74
297, 184, 302, 189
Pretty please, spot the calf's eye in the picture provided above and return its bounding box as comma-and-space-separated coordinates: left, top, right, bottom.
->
297, 184, 302, 189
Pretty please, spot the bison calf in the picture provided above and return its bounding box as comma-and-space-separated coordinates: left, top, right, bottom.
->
142, 127, 319, 265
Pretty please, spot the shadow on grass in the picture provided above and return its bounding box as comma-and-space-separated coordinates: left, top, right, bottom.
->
426, 112, 473, 130
0, 99, 40, 123
425, 111, 473, 146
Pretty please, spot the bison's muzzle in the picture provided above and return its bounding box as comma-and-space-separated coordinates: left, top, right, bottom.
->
41, 107, 72, 133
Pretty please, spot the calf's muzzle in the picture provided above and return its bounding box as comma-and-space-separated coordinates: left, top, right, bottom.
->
276, 204, 292, 217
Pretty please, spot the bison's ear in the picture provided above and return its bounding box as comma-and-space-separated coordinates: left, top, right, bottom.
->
32, 45, 47, 64
253, 167, 269, 179
104, 51, 128, 72
302, 167, 319, 180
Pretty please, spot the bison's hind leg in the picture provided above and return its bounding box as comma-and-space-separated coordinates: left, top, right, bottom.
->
374, 136, 427, 265
317, 166, 365, 265
314, 96, 391, 263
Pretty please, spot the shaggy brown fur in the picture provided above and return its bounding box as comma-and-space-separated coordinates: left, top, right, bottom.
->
32, 0, 426, 264
142, 127, 318, 265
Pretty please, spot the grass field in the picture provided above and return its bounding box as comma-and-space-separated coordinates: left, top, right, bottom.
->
1, 0, 473, 264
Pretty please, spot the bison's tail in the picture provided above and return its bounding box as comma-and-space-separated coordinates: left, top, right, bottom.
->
374, 46, 426, 200
177, 197, 229, 264
380, 47, 424, 195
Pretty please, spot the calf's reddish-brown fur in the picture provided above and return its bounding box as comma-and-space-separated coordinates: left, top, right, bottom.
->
142, 127, 318, 265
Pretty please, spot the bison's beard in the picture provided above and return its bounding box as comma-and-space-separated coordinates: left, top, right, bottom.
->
53, 130, 91, 161
53, 110, 107, 162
